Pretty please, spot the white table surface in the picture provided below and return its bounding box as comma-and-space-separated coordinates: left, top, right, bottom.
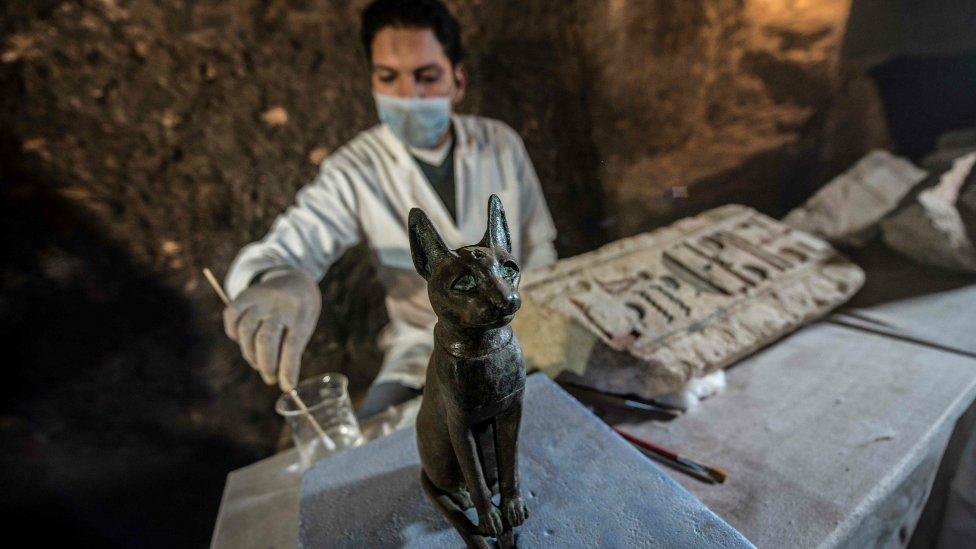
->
625, 323, 976, 548
210, 321, 976, 549
211, 244, 976, 549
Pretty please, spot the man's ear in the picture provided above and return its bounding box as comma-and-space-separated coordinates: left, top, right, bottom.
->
451, 63, 467, 106
478, 194, 512, 253
409, 208, 452, 280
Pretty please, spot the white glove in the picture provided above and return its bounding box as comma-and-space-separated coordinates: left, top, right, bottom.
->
222, 269, 321, 391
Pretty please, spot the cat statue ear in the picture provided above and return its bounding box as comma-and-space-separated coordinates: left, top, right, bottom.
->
409, 207, 452, 280
478, 194, 512, 253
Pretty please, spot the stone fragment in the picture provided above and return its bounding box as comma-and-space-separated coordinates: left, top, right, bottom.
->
160, 239, 182, 256
21, 137, 47, 153
160, 109, 180, 129
512, 205, 864, 399
307, 147, 330, 165
131, 40, 149, 59
261, 106, 289, 126
57, 187, 92, 201
882, 152, 976, 273
1, 33, 37, 63
782, 150, 927, 246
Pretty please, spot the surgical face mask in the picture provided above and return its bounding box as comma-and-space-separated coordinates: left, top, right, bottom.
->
374, 93, 452, 149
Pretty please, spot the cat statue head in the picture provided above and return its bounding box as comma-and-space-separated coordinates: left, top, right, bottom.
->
408, 194, 521, 329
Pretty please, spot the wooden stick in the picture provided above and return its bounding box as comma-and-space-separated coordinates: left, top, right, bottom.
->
202, 268, 336, 452
202, 267, 232, 305
286, 388, 336, 451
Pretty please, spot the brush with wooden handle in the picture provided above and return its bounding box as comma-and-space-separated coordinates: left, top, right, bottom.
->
614, 426, 727, 484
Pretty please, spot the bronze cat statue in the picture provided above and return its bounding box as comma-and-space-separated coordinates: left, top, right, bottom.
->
409, 194, 528, 548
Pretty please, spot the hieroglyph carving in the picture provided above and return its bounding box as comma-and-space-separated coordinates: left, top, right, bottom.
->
514, 205, 865, 398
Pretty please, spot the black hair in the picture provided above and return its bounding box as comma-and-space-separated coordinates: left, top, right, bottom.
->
361, 0, 464, 66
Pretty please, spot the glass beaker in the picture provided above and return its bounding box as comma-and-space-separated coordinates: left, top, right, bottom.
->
275, 373, 365, 470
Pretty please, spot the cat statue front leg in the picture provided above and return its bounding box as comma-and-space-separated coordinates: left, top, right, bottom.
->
495, 398, 528, 527
447, 417, 503, 536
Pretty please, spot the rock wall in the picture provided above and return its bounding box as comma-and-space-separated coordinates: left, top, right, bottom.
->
0, 0, 887, 545
576, 0, 889, 235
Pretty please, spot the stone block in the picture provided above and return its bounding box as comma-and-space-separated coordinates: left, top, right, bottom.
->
299, 374, 753, 548
882, 152, 976, 273
513, 205, 864, 399
782, 150, 927, 246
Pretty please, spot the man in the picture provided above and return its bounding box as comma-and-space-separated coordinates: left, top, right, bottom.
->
222, 0, 558, 418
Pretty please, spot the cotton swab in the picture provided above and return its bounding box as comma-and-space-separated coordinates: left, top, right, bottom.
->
202, 268, 336, 452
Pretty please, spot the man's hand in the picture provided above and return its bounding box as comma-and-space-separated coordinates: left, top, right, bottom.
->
222, 269, 321, 391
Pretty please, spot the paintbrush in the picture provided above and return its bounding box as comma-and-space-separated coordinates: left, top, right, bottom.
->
613, 426, 727, 484
559, 381, 682, 419
203, 268, 336, 452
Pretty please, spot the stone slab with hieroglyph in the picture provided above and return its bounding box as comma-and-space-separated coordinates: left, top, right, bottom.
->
513, 204, 865, 399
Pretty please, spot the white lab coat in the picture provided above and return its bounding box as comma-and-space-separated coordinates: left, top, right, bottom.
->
225, 115, 558, 388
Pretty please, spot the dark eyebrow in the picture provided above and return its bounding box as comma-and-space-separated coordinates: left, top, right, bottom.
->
413, 63, 443, 75
372, 64, 397, 73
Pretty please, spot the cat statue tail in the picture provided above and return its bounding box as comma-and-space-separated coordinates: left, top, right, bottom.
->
419, 470, 494, 549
